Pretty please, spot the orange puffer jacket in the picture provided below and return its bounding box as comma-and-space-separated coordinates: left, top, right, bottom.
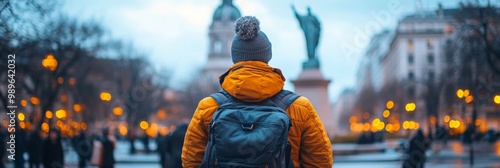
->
182, 61, 333, 168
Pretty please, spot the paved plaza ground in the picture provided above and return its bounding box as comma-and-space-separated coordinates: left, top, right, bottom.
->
6, 140, 500, 168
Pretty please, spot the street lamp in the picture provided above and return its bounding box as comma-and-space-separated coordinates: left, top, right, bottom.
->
20, 99, 27, 107
386, 100, 394, 109
383, 110, 390, 118
41, 54, 58, 71
494, 95, 500, 104
100, 91, 112, 101
465, 95, 474, 104
18, 112, 25, 121
139, 121, 149, 130
30, 96, 40, 105
463, 89, 470, 97
55, 109, 67, 119
46, 111, 53, 119
74, 104, 82, 113
405, 102, 416, 112
457, 89, 464, 99
113, 107, 123, 116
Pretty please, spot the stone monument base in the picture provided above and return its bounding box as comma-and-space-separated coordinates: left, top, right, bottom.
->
292, 68, 334, 136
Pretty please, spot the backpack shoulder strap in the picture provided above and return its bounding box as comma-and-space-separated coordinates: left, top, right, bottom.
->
271, 90, 300, 111
209, 90, 231, 106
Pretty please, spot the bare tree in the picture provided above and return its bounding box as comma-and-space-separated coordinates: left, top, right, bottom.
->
177, 70, 220, 119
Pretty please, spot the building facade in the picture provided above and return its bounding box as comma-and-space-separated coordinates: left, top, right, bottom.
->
203, 0, 241, 82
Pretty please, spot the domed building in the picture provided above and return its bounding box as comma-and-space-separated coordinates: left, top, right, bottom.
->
203, 0, 241, 82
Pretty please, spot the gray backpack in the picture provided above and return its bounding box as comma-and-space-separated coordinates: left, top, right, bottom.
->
201, 90, 299, 168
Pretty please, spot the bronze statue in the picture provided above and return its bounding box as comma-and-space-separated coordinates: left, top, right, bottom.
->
292, 5, 321, 69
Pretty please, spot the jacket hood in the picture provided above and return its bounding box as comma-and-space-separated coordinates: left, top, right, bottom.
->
219, 61, 285, 102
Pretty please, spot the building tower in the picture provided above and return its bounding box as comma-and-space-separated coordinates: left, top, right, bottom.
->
203, 0, 241, 82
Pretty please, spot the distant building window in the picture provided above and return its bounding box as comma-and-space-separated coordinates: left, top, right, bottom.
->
407, 25, 413, 32
408, 53, 414, 65
428, 71, 435, 80
427, 39, 434, 49
408, 39, 413, 51
427, 53, 434, 64
408, 72, 415, 80
408, 87, 416, 98
214, 40, 222, 53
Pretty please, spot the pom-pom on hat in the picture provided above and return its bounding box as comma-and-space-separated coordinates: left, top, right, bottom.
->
231, 16, 272, 63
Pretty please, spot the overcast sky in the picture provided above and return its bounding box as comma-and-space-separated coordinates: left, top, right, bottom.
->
62, 0, 461, 102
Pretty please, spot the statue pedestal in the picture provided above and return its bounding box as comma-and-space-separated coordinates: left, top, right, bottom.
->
292, 68, 334, 136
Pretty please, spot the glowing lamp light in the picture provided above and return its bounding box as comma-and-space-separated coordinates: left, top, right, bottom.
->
349, 116, 357, 124
372, 118, 381, 126
157, 109, 167, 120
159, 127, 169, 136
494, 95, 500, 104
405, 102, 416, 112
18, 113, 25, 121
100, 91, 112, 101
449, 120, 461, 129
383, 110, 390, 118
30, 96, 40, 105
41, 54, 58, 71
20, 122, 26, 129
463, 89, 470, 97
119, 125, 128, 136
113, 107, 123, 116
386, 124, 393, 132
140, 121, 149, 130
444, 115, 450, 122
386, 100, 394, 109
58, 77, 64, 84
74, 104, 82, 112
46, 111, 53, 119
55, 109, 67, 119
363, 123, 370, 132
377, 122, 385, 130
80, 123, 87, 130
41, 123, 50, 132
20, 99, 27, 107
403, 121, 410, 130
456, 89, 464, 98
409, 121, 416, 129
475, 120, 481, 126
69, 77, 76, 85
72, 122, 79, 129
465, 95, 474, 104
56, 121, 63, 128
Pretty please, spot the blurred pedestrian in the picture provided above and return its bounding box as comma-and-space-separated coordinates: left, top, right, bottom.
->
128, 129, 136, 154
142, 134, 150, 153
157, 133, 171, 168
28, 130, 42, 168
167, 123, 187, 168
98, 128, 116, 168
74, 131, 92, 168
403, 129, 429, 168
42, 129, 64, 168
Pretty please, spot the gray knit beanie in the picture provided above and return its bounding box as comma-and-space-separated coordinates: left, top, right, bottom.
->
231, 16, 272, 63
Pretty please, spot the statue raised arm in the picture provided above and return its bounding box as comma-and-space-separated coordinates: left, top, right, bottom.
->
292, 5, 321, 69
